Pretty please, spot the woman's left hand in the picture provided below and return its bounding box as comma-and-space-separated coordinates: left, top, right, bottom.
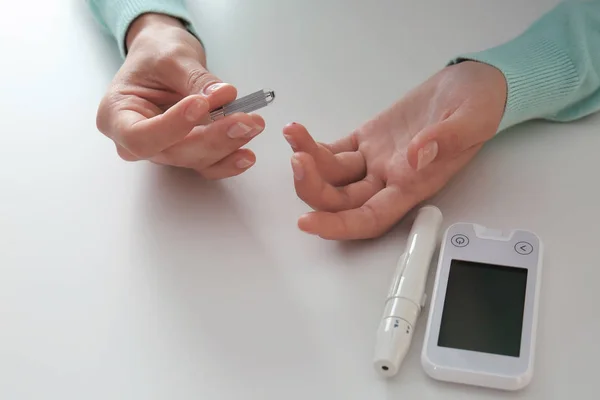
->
283, 61, 507, 240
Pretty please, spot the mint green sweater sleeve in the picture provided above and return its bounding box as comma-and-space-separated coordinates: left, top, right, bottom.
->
86, 0, 196, 58
450, 0, 600, 132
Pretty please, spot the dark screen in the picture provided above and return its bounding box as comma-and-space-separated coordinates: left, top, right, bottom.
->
437, 260, 528, 357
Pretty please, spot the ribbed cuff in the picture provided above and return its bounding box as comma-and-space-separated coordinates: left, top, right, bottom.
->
449, 36, 579, 132
100, 0, 198, 58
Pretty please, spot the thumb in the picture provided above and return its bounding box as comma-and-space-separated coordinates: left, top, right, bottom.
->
406, 115, 492, 171
175, 62, 237, 109
115, 94, 209, 159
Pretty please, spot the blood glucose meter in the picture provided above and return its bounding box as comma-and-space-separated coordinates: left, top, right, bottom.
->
421, 223, 543, 391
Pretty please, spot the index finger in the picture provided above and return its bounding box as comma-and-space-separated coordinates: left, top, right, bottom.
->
297, 185, 414, 240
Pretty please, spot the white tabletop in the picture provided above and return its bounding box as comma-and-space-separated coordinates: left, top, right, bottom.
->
1, 0, 598, 398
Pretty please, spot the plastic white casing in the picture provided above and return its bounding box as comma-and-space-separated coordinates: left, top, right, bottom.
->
421, 223, 543, 391
373, 206, 443, 377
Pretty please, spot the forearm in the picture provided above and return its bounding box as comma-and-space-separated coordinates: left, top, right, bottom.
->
86, 0, 196, 58
450, 0, 600, 132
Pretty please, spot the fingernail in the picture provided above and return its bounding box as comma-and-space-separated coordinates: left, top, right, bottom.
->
283, 134, 297, 150
298, 215, 318, 235
203, 82, 227, 95
248, 124, 263, 138
291, 156, 304, 180
184, 98, 207, 122
235, 158, 254, 169
417, 141, 439, 171
227, 122, 253, 138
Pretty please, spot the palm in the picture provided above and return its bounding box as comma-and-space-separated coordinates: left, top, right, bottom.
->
356, 107, 412, 183
97, 15, 266, 180
113, 57, 189, 119
356, 104, 478, 200
106, 45, 237, 162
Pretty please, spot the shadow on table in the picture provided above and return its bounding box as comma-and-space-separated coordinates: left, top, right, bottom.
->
71, 0, 123, 76
128, 164, 342, 392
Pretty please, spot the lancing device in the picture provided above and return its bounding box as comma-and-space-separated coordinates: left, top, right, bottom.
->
210, 89, 275, 120
373, 205, 443, 377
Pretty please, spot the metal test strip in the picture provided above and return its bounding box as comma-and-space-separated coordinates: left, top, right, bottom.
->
210, 89, 275, 120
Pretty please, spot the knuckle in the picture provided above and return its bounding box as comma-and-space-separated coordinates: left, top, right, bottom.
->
186, 68, 217, 93
95, 106, 107, 133
96, 90, 129, 138
95, 95, 114, 135
119, 131, 153, 159
115, 145, 138, 162
445, 130, 462, 154
362, 203, 380, 232
193, 160, 212, 173
194, 168, 208, 179
200, 133, 224, 156
195, 167, 226, 181
294, 186, 315, 208
348, 130, 360, 150
361, 202, 395, 239
158, 149, 189, 169
199, 171, 219, 181
192, 152, 212, 171
153, 44, 187, 71
299, 195, 318, 210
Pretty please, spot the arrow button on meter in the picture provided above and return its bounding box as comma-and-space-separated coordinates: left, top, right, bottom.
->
515, 241, 534, 255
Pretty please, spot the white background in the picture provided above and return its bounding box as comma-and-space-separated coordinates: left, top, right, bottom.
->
1, 0, 598, 398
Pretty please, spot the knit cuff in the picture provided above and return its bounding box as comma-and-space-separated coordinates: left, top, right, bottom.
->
449, 35, 579, 132
100, 0, 199, 58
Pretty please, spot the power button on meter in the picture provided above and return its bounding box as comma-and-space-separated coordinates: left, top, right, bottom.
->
451, 234, 469, 247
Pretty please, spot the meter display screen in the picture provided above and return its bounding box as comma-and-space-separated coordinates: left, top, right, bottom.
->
437, 259, 528, 357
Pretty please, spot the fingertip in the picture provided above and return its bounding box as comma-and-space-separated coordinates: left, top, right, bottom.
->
183, 95, 210, 122
298, 213, 318, 234
187, 93, 210, 106
407, 127, 441, 171
283, 132, 298, 151
406, 139, 420, 170
298, 212, 341, 240
227, 113, 265, 135
197, 148, 256, 180
203, 82, 236, 96
291, 150, 309, 163
283, 124, 301, 151
250, 114, 266, 129
203, 82, 237, 109
283, 122, 307, 136
410, 117, 473, 171
283, 123, 318, 153
291, 152, 323, 203
290, 152, 306, 180
284, 121, 299, 129
235, 156, 256, 170
115, 143, 138, 162
291, 151, 317, 176
238, 148, 256, 162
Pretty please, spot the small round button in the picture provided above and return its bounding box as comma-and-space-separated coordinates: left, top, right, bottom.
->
451, 234, 469, 247
515, 241, 533, 255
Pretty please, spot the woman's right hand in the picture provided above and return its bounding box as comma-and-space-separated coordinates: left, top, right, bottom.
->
96, 13, 265, 179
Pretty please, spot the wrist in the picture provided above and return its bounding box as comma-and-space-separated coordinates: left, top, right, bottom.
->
125, 13, 186, 52
450, 40, 578, 132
